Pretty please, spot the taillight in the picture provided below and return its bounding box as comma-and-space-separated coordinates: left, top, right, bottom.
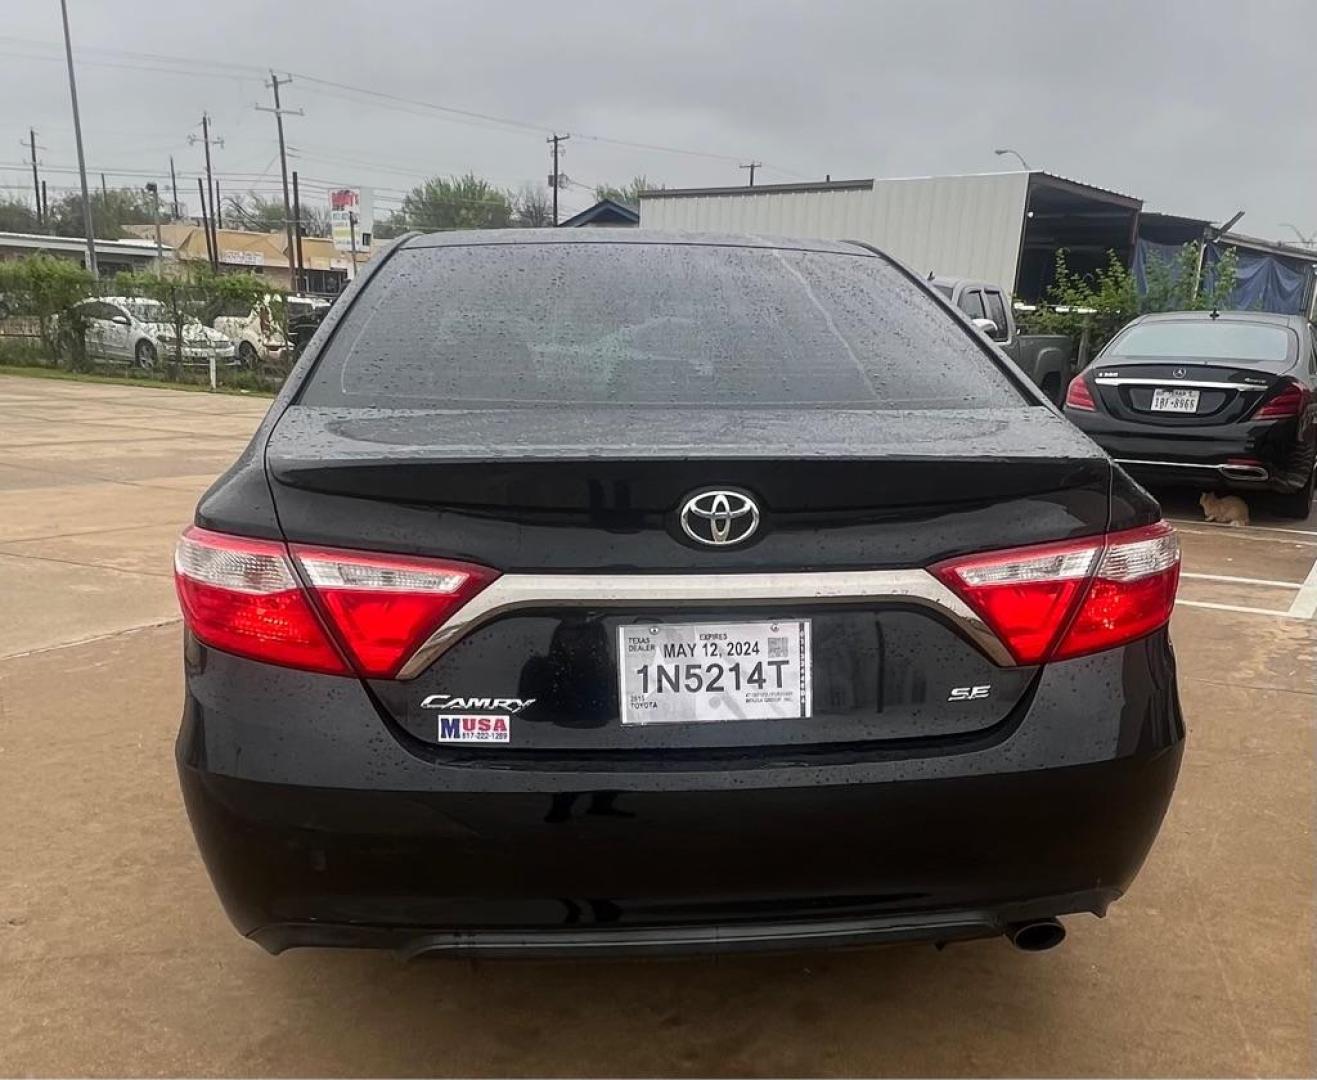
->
174, 527, 349, 675
174, 526, 498, 678
1254, 379, 1309, 420
933, 522, 1180, 665
290, 545, 497, 677
1064, 374, 1096, 411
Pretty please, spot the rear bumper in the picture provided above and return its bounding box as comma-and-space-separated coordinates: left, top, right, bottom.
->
249, 891, 1119, 958
1066, 409, 1312, 493
178, 728, 1183, 956
177, 630, 1184, 956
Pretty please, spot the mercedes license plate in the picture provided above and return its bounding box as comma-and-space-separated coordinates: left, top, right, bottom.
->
1151, 388, 1199, 413
618, 619, 812, 725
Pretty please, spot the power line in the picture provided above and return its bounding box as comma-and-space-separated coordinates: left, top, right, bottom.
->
0, 35, 808, 177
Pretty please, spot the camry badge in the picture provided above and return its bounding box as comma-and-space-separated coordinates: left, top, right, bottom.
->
679, 489, 760, 547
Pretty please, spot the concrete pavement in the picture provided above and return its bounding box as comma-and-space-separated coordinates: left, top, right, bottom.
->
0, 373, 1312, 1076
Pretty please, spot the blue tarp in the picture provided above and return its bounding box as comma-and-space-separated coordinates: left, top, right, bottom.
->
1202, 244, 1309, 314
1134, 237, 1312, 315
1132, 239, 1188, 294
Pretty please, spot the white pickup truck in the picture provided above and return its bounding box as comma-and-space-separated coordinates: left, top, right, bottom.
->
930, 277, 1075, 405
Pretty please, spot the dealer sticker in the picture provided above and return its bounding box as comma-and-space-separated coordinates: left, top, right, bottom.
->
434, 714, 511, 744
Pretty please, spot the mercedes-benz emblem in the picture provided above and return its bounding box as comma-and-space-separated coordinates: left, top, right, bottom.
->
1173, 368, 1187, 379
679, 489, 760, 547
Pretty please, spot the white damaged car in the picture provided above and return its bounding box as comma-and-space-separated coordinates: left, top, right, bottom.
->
213, 294, 330, 367
66, 297, 237, 368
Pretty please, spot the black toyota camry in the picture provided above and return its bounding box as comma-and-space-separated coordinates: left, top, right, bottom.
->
175, 230, 1184, 957
1064, 310, 1317, 518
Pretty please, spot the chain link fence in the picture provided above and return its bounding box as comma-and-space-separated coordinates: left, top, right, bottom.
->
0, 255, 330, 394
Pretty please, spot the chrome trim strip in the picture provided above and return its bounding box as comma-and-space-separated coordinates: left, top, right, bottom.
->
396, 569, 1011, 679
1093, 376, 1264, 391
1114, 458, 1270, 481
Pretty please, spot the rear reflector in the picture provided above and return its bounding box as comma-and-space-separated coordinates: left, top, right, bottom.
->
174, 527, 498, 678
1254, 379, 1310, 420
1064, 375, 1096, 411
933, 522, 1180, 665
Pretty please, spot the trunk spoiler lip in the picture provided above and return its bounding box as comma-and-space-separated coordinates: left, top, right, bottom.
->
394, 567, 1012, 679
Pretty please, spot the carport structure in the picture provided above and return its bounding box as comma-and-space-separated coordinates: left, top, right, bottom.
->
1012, 173, 1142, 301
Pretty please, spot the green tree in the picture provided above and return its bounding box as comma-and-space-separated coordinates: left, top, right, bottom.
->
381, 174, 514, 234
0, 254, 96, 365
1018, 241, 1240, 355
48, 187, 158, 240
512, 185, 554, 228
593, 176, 659, 207
0, 197, 40, 233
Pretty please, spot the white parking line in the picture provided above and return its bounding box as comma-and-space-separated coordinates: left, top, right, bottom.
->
1176, 600, 1304, 618
1171, 526, 1317, 548
1167, 518, 1317, 539
1180, 572, 1302, 590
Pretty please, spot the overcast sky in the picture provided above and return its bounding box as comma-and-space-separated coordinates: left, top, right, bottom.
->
1, 0, 1313, 238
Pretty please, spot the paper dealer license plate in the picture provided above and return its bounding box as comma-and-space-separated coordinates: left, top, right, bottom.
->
617, 619, 812, 725
1151, 387, 1199, 413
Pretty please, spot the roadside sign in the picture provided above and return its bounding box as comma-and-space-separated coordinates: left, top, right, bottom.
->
329, 188, 374, 253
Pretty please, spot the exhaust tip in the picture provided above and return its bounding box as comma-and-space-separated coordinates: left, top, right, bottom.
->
1219, 463, 1269, 481
1007, 918, 1066, 952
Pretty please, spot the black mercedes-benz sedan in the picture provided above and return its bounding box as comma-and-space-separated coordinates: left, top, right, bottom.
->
175, 230, 1184, 957
1064, 310, 1317, 517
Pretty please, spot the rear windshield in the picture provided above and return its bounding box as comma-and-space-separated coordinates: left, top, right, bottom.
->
300, 243, 1023, 410
1108, 321, 1295, 363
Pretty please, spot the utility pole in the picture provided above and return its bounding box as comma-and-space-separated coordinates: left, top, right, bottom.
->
196, 177, 215, 267
58, 0, 97, 276
214, 181, 222, 229
348, 211, 359, 281
24, 129, 43, 227
40, 181, 48, 230
169, 155, 179, 218
145, 182, 163, 273
292, 170, 305, 293
100, 173, 107, 200
739, 161, 762, 187
189, 112, 223, 270
257, 72, 301, 289
547, 133, 569, 225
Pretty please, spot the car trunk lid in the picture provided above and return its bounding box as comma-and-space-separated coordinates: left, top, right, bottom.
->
261, 403, 1111, 754
1091, 359, 1292, 424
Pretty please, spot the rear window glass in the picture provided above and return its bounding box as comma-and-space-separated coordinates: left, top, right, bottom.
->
300, 243, 1023, 410
1108, 321, 1294, 363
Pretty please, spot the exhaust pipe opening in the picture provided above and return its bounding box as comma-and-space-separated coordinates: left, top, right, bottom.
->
1218, 463, 1269, 481
1007, 918, 1066, 952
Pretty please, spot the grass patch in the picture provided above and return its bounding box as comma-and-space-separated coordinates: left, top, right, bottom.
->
0, 360, 276, 397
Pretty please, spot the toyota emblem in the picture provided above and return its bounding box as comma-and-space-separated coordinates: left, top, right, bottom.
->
679, 489, 760, 547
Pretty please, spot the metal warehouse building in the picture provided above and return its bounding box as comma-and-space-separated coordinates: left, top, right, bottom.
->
640, 171, 1141, 302
640, 171, 1317, 313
